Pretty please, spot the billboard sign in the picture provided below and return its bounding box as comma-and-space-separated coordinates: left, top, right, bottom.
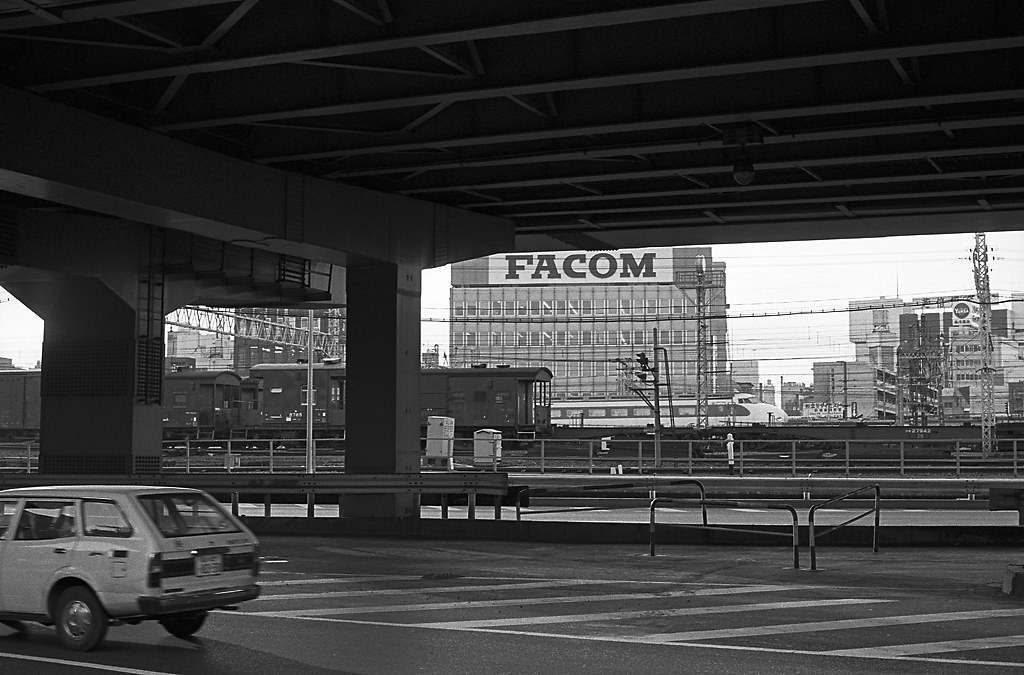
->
489, 250, 671, 285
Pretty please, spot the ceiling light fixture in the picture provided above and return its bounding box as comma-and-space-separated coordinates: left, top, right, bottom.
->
732, 146, 755, 186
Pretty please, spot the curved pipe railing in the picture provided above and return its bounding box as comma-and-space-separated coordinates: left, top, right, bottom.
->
650, 497, 800, 569
516, 479, 707, 524
807, 483, 881, 570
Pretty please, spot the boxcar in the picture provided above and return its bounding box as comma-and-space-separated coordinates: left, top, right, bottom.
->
162, 370, 260, 439
0, 369, 40, 440
422, 366, 552, 436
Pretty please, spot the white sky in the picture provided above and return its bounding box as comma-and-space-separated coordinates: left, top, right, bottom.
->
3, 231, 1023, 384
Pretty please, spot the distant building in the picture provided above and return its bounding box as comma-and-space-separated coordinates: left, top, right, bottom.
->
165, 330, 235, 372
450, 247, 729, 399
730, 359, 759, 396
839, 294, 1024, 422
0, 357, 14, 369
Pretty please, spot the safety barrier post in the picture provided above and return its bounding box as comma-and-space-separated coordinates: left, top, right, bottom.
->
269, 440, 275, 473
844, 441, 850, 477
687, 441, 693, 475
1014, 440, 1019, 478
540, 439, 546, 474
441, 494, 449, 519
955, 443, 961, 477
231, 491, 239, 516
791, 441, 797, 477
185, 440, 192, 474
264, 493, 272, 517
899, 441, 905, 476
808, 484, 881, 570
468, 492, 476, 520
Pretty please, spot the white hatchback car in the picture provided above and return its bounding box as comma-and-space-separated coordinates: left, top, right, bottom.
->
0, 485, 261, 651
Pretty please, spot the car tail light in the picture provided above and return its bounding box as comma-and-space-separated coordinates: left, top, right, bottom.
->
147, 552, 163, 588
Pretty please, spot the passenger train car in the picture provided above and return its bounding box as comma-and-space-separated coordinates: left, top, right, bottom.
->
551, 392, 789, 432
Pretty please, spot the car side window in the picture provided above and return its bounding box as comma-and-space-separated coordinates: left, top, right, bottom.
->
0, 499, 19, 538
82, 500, 133, 538
14, 500, 77, 540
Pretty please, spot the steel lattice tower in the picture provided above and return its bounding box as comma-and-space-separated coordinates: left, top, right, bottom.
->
695, 256, 709, 429
972, 233, 995, 456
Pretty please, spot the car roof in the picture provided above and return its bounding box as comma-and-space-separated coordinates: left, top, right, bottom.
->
0, 485, 204, 499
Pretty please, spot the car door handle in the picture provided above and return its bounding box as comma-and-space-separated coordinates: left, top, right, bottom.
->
53, 547, 68, 554
89, 551, 105, 557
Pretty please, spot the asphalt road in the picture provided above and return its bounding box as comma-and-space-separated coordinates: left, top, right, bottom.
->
1, 536, 1022, 674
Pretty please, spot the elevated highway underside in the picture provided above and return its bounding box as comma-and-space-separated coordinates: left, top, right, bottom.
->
0, 0, 1022, 516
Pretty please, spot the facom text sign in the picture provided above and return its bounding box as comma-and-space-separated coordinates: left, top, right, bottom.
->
491, 251, 670, 285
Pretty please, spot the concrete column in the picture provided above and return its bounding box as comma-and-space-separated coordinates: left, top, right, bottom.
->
28, 277, 162, 473
345, 262, 422, 518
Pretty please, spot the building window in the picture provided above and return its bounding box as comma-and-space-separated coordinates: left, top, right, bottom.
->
568, 300, 580, 316
516, 300, 528, 316
465, 333, 476, 347
582, 299, 593, 315
594, 299, 605, 316
479, 301, 490, 317
542, 331, 554, 347
555, 299, 567, 316
504, 300, 515, 315
646, 299, 658, 314
542, 300, 553, 316
466, 303, 477, 317
582, 331, 592, 346
671, 298, 684, 315
530, 300, 541, 316
556, 331, 566, 346
530, 331, 541, 347
619, 299, 631, 315
492, 301, 504, 316
516, 332, 528, 347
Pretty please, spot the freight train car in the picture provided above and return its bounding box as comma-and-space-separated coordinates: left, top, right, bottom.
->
0, 369, 40, 441
163, 364, 553, 439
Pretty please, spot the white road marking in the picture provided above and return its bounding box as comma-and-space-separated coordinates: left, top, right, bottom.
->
826, 634, 1024, 657
0, 653, 176, 675
260, 575, 421, 587
637, 607, 1024, 642
249, 584, 808, 617
413, 598, 890, 629
223, 613, 1024, 668
254, 578, 622, 601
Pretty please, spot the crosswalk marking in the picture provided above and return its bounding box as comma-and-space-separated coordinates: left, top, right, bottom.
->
636, 607, 1024, 643
413, 598, 890, 629
825, 634, 1024, 657
249, 584, 807, 616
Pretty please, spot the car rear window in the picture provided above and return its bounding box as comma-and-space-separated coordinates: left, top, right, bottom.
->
137, 493, 240, 537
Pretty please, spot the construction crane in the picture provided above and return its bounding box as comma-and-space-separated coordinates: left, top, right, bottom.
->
972, 233, 995, 456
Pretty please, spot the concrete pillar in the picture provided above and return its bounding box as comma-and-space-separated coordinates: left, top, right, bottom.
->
28, 277, 162, 473
345, 262, 422, 518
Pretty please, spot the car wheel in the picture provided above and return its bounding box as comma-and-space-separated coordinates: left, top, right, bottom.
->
159, 611, 208, 639
54, 586, 108, 651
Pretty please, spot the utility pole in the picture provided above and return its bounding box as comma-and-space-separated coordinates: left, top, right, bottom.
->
972, 233, 995, 456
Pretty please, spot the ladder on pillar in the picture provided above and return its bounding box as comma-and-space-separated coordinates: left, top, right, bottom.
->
136, 229, 165, 404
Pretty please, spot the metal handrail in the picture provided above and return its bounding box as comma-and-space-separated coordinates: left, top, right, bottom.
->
807, 483, 881, 570
650, 497, 800, 569
516, 478, 707, 523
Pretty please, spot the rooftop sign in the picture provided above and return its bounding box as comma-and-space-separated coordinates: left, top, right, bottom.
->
489, 251, 671, 285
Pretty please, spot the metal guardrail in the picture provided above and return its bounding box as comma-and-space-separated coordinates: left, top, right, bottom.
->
3, 437, 1022, 477
515, 478, 708, 523
0, 472, 510, 520
650, 497, 801, 568
808, 484, 881, 570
